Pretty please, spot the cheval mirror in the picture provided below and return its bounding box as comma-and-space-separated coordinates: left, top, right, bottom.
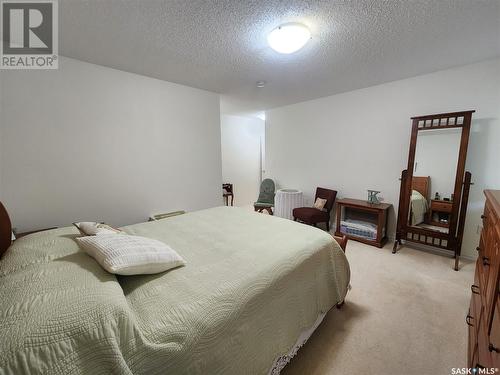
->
393, 110, 475, 271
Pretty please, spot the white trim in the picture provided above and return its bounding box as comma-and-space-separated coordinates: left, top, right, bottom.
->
268, 310, 328, 375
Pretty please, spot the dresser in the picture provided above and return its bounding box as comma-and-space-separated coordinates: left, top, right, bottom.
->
467, 190, 500, 369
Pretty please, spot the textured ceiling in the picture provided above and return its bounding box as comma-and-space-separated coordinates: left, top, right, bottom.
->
59, 0, 500, 114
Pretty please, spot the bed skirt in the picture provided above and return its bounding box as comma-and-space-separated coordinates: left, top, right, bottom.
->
268, 310, 328, 375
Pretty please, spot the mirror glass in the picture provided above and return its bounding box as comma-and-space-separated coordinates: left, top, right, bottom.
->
408, 128, 462, 234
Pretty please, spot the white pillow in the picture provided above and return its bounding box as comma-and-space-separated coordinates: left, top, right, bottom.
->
313, 197, 327, 210
76, 234, 185, 275
73, 222, 121, 236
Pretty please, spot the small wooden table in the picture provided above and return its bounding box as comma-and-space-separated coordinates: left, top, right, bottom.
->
429, 199, 452, 228
335, 198, 392, 248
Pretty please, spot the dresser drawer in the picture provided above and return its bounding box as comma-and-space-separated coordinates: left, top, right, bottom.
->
478, 318, 493, 368
478, 232, 486, 259
478, 255, 490, 309
484, 238, 500, 330
468, 314, 478, 368
431, 200, 452, 213
484, 201, 499, 229
490, 301, 500, 368
468, 297, 479, 368
472, 275, 483, 336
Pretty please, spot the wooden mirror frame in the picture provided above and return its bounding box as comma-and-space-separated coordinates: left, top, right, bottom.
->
393, 110, 475, 271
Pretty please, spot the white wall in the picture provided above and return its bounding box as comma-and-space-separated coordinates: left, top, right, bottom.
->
414, 128, 462, 199
0, 57, 222, 231
221, 115, 265, 206
266, 58, 500, 259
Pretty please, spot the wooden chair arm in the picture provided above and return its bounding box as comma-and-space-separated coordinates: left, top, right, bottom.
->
333, 234, 348, 252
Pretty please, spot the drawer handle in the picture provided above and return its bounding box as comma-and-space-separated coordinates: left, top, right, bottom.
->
466, 314, 474, 326
483, 257, 490, 267
489, 344, 500, 353
471, 285, 480, 294
481, 214, 487, 219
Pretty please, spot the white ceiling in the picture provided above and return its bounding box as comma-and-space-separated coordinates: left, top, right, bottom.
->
60, 0, 500, 115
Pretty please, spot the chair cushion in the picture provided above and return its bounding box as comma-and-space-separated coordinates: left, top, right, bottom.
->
254, 202, 274, 208
293, 207, 329, 223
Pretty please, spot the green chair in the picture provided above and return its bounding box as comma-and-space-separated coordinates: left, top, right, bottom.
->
254, 179, 275, 215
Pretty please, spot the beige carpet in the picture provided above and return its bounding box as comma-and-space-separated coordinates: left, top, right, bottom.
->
283, 240, 474, 375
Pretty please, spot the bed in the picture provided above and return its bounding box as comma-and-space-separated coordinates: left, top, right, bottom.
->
0, 206, 350, 375
409, 176, 430, 226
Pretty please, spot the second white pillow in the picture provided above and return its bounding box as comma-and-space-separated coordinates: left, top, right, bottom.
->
73, 222, 122, 236
76, 234, 185, 275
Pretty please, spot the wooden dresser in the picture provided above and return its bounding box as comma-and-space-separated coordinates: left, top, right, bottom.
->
467, 190, 500, 369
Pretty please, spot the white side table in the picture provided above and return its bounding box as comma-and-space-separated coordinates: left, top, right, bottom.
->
275, 189, 304, 220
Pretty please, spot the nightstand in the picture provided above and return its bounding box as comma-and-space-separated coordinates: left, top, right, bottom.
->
429, 199, 452, 227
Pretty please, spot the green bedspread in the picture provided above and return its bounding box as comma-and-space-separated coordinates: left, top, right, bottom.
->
0, 207, 350, 375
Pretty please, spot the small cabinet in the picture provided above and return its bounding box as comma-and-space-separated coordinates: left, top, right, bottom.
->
335, 198, 392, 248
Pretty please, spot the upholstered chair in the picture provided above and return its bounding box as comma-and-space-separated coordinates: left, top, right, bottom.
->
254, 179, 276, 215
293, 187, 337, 231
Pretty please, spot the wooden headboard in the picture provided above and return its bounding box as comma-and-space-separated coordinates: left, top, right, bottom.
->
412, 176, 430, 200
0, 201, 12, 258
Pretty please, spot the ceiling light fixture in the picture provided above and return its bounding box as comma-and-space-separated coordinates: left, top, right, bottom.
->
256, 81, 266, 88
267, 23, 311, 54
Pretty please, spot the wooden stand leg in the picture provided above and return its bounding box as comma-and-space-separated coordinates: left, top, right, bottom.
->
393, 169, 407, 254
392, 238, 401, 254
454, 171, 472, 271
